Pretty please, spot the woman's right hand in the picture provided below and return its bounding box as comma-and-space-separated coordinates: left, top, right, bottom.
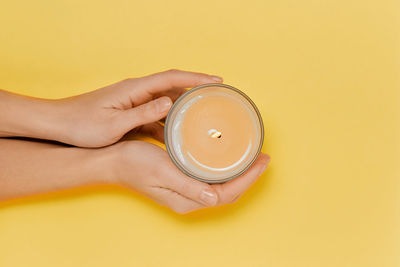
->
0, 69, 222, 148
105, 140, 270, 214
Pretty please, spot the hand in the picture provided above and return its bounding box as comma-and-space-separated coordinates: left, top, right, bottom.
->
109, 140, 271, 214
0, 136, 270, 211
54, 69, 223, 147
0, 69, 222, 147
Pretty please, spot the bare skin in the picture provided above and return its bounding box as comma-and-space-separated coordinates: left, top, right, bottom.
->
0, 69, 270, 214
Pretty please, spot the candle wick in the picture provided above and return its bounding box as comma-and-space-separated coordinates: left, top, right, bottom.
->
208, 129, 222, 139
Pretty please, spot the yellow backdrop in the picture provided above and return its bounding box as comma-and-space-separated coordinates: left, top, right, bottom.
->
0, 0, 399, 266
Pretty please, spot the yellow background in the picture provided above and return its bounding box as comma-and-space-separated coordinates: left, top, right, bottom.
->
0, 0, 399, 266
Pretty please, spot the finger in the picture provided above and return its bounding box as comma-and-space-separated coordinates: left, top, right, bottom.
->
160, 162, 220, 207
132, 69, 223, 101
153, 87, 187, 103
212, 153, 271, 205
150, 186, 205, 214
139, 122, 165, 143
121, 96, 172, 133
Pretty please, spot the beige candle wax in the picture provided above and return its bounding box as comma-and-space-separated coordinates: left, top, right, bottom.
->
165, 84, 264, 183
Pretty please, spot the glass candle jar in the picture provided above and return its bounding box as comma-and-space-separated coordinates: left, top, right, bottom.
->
164, 83, 264, 183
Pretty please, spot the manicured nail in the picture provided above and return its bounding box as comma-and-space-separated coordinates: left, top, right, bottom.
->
158, 97, 172, 113
200, 189, 218, 206
209, 75, 223, 83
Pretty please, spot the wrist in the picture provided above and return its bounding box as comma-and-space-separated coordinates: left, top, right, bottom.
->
88, 143, 122, 185
0, 90, 64, 141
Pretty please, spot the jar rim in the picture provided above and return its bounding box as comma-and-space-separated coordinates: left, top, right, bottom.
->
164, 83, 264, 184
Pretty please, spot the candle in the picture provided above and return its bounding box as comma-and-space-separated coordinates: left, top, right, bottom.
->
164, 83, 264, 183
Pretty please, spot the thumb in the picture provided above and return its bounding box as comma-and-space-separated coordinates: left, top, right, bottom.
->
122, 96, 172, 131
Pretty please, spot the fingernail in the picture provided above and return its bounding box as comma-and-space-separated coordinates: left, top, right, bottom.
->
158, 97, 172, 113
209, 75, 223, 83
200, 189, 218, 206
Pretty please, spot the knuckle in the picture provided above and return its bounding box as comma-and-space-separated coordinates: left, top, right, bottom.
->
123, 78, 140, 88
221, 192, 238, 205
162, 69, 182, 88
166, 68, 179, 74
222, 189, 235, 201
135, 101, 156, 122
146, 100, 158, 115
121, 77, 135, 84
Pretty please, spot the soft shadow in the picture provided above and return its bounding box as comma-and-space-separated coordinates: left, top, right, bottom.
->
0, 166, 274, 224
0, 185, 117, 210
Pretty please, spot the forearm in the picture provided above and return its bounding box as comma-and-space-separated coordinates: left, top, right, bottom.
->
0, 138, 114, 201
0, 89, 63, 141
